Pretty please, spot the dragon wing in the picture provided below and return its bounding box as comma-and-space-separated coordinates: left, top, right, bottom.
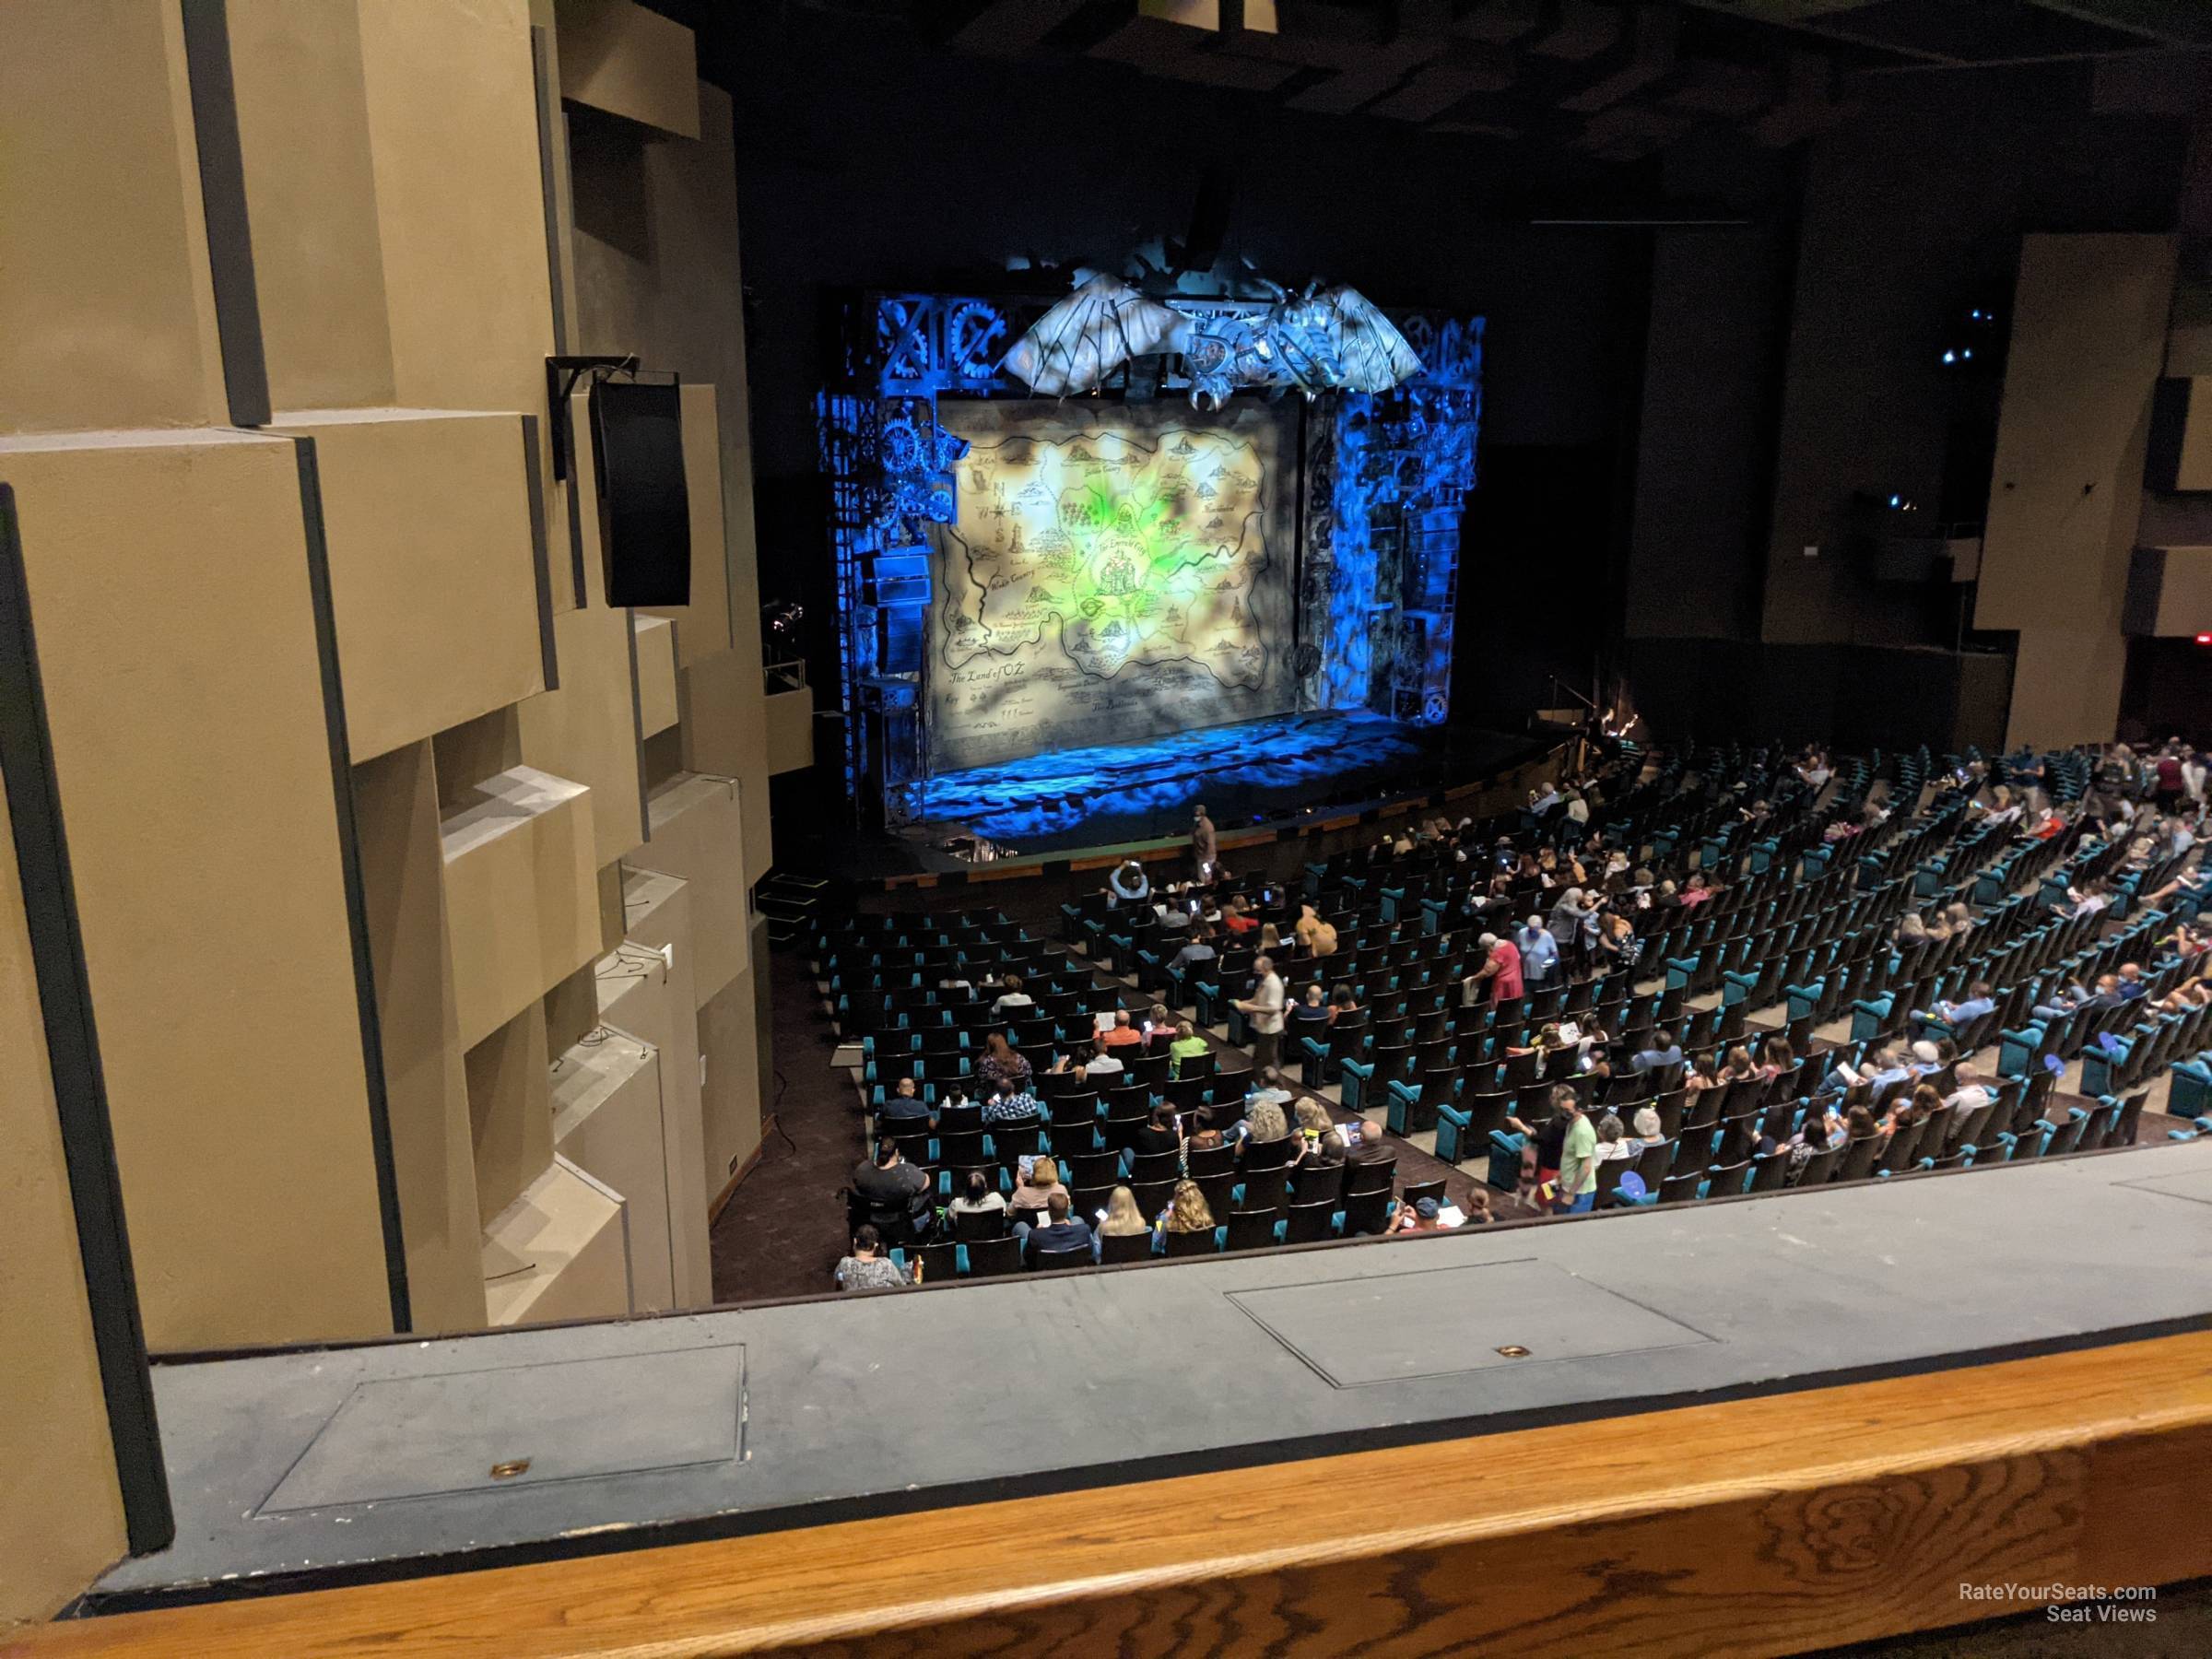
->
1002, 275, 1187, 395
1322, 285, 1422, 393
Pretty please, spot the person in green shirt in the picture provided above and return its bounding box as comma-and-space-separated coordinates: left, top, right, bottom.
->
1554, 1087, 1598, 1214
1168, 1018, 1210, 1078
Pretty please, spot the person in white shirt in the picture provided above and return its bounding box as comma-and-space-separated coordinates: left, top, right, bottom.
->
1233, 955, 1287, 1081
990, 974, 1034, 1021
1077, 1038, 1124, 1078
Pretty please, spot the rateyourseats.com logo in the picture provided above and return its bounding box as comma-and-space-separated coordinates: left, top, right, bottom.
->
1960, 1583, 2159, 1624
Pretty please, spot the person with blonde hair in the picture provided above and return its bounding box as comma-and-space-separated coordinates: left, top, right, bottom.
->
1242, 1095, 1290, 1146
1292, 1097, 1334, 1137
1095, 1185, 1148, 1260
1010, 1155, 1063, 1213
1159, 1178, 1216, 1239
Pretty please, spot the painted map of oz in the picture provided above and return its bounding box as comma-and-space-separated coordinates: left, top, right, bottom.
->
930, 401, 1293, 773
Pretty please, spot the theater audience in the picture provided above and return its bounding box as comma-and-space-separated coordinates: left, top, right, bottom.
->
1632, 1029, 1685, 1073
1631, 1107, 1666, 1148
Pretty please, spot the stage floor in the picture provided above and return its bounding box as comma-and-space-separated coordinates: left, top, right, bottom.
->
892, 710, 1528, 856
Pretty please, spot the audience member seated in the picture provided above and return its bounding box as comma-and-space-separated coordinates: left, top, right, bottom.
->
1630, 1107, 1666, 1148
835, 1225, 913, 1292
1685, 1053, 1720, 1091
1095, 1186, 1149, 1259
1100, 1009, 1145, 1050
1916, 980, 1995, 1039
1240, 1093, 1290, 1147
1053, 1038, 1122, 1079
1394, 1195, 1447, 1233
1945, 1064, 1993, 1112
1022, 1190, 1093, 1264
982, 1077, 1041, 1124
1168, 1019, 1210, 1077
1130, 1100, 1182, 1158
1219, 894, 1258, 935
1631, 1029, 1685, 1074
1158, 1179, 1216, 1241
878, 1075, 932, 1124
1169, 924, 1218, 977
950, 1171, 1006, 1219
1106, 859, 1150, 910
1290, 983, 1332, 1037
989, 975, 1034, 1021
853, 1139, 933, 1241
1594, 1113, 1635, 1162
1011, 1155, 1065, 1214
1295, 902, 1338, 956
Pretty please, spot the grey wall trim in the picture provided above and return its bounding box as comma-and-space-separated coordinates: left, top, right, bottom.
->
521, 414, 559, 692
0, 484, 176, 1556
178, 0, 271, 428
288, 439, 411, 1335
529, 24, 571, 357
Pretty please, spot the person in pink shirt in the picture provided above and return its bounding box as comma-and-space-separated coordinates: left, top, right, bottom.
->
1466, 932, 1524, 1006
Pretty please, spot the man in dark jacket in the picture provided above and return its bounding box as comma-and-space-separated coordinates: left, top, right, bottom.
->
1021, 1191, 1094, 1264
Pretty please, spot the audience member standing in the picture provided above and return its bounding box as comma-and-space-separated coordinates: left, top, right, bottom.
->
1235, 954, 1287, 1080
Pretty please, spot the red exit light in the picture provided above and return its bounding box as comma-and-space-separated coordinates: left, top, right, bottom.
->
2199, 632, 2212, 645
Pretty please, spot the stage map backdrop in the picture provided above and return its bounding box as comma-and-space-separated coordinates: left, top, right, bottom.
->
928, 399, 1296, 772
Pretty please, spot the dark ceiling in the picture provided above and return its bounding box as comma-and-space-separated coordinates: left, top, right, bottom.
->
662, 1, 2208, 163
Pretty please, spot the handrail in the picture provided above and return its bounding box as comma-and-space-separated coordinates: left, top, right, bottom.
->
21, 1329, 2212, 1655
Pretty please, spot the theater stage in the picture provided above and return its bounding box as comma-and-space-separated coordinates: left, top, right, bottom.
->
888, 710, 1541, 859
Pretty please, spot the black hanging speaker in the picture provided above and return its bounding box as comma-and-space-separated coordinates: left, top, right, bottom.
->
589, 377, 691, 606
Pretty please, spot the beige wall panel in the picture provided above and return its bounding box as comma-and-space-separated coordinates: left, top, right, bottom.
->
603, 872, 712, 1308
640, 383, 734, 665
571, 83, 771, 881
678, 648, 773, 841
0, 0, 228, 434
482, 1157, 629, 1325
544, 960, 601, 1058
441, 765, 601, 1051
554, 0, 701, 137
430, 706, 525, 811
465, 1002, 553, 1230
551, 1030, 674, 1311
1975, 234, 2176, 748
273, 409, 546, 761
764, 686, 815, 775
517, 599, 646, 864
699, 966, 764, 1209
1, 430, 394, 1349
635, 615, 680, 736
0, 787, 127, 1628
354, 0, 553, 417
641, 772, 749, 1007
352, 741, 485, 1335
226, 0, 396, 410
